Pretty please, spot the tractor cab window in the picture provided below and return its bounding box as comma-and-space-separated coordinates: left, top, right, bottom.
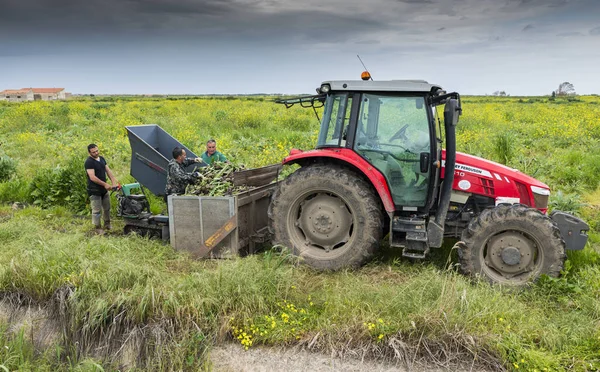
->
317, 93, 351, 147
354, 94, 432, 208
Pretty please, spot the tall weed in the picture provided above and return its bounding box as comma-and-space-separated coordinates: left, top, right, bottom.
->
0, 178, 30, 203
492, 131, 516, 165
0, 156, 17, 182
28, 155, 88, 212
549, 190, 588, 215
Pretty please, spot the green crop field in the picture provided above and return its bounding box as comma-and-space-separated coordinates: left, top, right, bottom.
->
0, 95, 599, 371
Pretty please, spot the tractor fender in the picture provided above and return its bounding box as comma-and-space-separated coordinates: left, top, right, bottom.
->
282, 148, 395, 213
550, 211, 589, 250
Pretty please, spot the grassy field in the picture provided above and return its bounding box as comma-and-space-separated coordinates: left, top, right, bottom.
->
0, 95, 599, 371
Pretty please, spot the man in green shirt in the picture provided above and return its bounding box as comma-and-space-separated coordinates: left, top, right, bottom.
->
200, 139, 228, 165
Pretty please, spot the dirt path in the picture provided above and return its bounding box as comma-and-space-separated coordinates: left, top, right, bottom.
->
209, 343, 484, 372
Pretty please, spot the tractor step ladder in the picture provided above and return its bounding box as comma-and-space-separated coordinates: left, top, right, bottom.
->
390, 216, 430, 259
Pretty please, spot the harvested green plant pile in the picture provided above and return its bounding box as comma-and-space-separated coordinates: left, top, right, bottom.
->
185, 162, 251, 196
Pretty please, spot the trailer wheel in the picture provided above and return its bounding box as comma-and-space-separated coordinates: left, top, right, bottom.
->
457, 204, 566, 285
269, 164, 383, 270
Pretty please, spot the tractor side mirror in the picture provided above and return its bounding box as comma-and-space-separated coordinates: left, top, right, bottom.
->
420, 152, 430, 173
444, 98, 460, 126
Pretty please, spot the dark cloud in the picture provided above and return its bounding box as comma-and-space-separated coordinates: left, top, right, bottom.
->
354, 40, 381, 45
0, 0, 387, 40
557, 31, 584, 37
497, 0, 573, 16
547, 0, 569, 7
522, 24, 535, 31
125, 0, 233, 15
398, 0, 434, 3
0, 0, 239, 33
591, 26, 600, 35
172, 7, 392, 47
0, 0, 392, 57
513, 0, 569, 8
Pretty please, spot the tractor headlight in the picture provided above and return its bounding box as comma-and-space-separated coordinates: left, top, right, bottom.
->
531, 186, 550, 209
319, 84, 331, 94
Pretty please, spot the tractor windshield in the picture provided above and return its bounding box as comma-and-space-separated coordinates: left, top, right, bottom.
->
354, 94, 432, 207
317, 93, 352, 147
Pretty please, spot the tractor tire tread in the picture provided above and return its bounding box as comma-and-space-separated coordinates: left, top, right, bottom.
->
268, 164, 383, 271
458, 204, 565, 285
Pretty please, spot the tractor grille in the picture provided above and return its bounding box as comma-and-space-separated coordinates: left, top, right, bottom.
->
480, 178, 495, 196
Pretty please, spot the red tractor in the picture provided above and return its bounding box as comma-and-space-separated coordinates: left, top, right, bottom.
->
269, 75, 589, 285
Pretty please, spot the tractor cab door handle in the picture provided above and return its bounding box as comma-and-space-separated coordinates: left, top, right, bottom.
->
420, 152, 430, 173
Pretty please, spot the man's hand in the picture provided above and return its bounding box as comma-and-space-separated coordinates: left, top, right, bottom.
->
104, 183, 112, 190
194, 157, 201, 163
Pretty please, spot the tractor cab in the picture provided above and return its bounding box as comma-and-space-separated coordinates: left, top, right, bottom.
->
315, 81, 444, 212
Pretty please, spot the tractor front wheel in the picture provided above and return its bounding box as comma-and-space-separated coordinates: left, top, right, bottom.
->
457, 204, 566, 285
269, 164, 383, 270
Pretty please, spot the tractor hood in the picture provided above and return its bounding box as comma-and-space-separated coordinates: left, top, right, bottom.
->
442, 150, 551, 209
444, 151, 549, 188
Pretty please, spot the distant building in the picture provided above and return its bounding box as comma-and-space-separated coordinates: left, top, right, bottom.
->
0, 88, 70, 102
0, 89, 34, 102
28, 88, 69, 100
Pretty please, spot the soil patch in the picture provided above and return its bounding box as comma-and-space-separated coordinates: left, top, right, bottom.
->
209, 343, 490, 372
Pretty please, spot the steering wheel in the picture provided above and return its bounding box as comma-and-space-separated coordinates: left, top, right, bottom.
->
389, 124, 409, 142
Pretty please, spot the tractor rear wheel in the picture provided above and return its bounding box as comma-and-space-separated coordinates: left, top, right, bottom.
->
269, 164, 383, 270
457, 204, 566, 285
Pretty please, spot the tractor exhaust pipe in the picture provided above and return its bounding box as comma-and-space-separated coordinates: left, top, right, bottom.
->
428, 97, 460, 248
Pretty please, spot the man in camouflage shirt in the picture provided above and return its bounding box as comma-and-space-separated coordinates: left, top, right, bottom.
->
165, 147, 202, 197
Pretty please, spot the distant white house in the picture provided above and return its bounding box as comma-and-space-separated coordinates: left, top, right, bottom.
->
0, 88, 70, 102
0, 89, 34, 102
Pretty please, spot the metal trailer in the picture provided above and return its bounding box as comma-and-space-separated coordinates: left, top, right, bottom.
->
167, 181, 278, 258
125, 124, 281, 258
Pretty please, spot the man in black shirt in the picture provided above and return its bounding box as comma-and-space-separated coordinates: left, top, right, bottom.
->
85, 144, 119, 233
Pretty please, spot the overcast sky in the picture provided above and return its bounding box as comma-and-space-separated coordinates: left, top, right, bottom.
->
1, 0, 599, 95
